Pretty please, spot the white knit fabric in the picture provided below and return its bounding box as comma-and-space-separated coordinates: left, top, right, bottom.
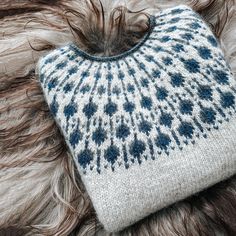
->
37, 5, 236, 232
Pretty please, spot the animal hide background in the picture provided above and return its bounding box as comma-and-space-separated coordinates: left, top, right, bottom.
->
0, 0, 236, 235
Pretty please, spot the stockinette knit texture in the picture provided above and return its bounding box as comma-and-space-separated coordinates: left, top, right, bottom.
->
37, 5, 236, 232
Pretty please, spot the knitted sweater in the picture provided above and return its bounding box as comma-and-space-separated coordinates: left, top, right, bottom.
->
37, 5, 236, 232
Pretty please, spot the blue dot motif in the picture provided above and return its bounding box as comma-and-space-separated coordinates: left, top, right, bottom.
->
92, 127, 107, 146
171, 73, 184, 87
155, 132, 171, 150
116, 124, 130, 140
181, 33, 194, 41
172, 44, 185, 52
152, 69, 161, 79
207, 35, 218, 47
156, 87, 168, 100
145, 55, 154, 62
163, 57, 173, 66
64, 102, 77, 119
139, 62, 146, 70
182, 58, 200, 73
141, 78, 149, 87
165, 26, 177, 32
153, 46, 163, 52
83, 101, 98, 119
77, 149, 93, 169
178, 122, 194, 138
179, 100, 193, 115
63, 83, 74, 93
68, 66, 78, 75
118, 71, 125, 80
171, 8, 185, 14
80, 84, 91, 94
56, 61, 67, 70
129, 139, 146, 160
160, 36, 171, 43
104, 101, 117, 116
128, 68, 135, 76
44, 55, 56, 64
200, 107, 216, 124
220, 92, 235, 108
107, 73, 113, 81
48, 78, 58, 91
104, 145, 120, 165
97, 85, 106, 95
139, 120, 152, 135
127, 84, 135, 93
198, 85, 213, 100
94, 71, 101, 80
112, 86, 121, 95
69, 128, 82, 148
160, 113, 173, 127
189, 22, 201, 29
124, 101, 135, 113
81, 71, 89, 79
213, 70, 229, 84
50, 98, 59, 116
169, 17, 181, 23
39, 72, 45, 83
141, 96, 153, 110
197, 46, 212, 60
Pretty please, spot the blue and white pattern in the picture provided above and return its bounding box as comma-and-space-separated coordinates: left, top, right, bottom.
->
38, 5, 236, 175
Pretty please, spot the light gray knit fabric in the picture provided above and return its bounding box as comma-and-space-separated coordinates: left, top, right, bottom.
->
37, 5, 236, 232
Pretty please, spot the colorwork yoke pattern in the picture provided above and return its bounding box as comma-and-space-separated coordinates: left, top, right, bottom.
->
37, 5, 236, 232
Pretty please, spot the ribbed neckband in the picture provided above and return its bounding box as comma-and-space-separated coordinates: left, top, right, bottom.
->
69, 15, 156, 62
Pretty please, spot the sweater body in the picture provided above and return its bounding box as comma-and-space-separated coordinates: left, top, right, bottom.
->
38, 5, 236, 232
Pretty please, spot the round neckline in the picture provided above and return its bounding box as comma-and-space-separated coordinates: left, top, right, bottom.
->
69, 15, 156, 62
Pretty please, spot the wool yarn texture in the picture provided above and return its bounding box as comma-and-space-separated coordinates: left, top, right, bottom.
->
37, 5, 236, 232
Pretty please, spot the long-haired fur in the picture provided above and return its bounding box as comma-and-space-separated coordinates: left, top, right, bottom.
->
0, 0, 236, 235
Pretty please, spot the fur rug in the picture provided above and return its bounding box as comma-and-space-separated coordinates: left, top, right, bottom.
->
0, 0, 236, 235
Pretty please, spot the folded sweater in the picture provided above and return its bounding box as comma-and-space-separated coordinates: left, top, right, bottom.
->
37, 5, 236, 232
